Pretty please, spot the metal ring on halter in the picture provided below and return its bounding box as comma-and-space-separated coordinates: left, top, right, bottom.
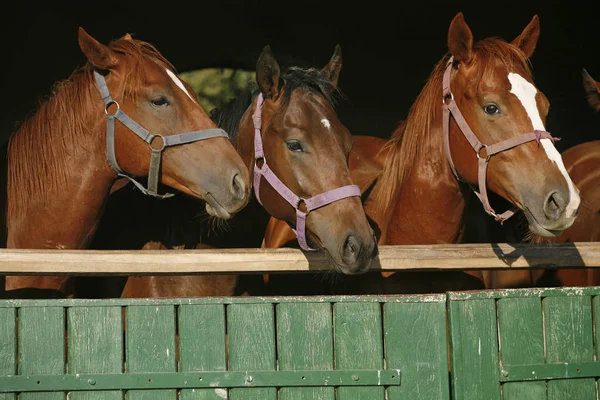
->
297, 198, 308, 214
104, 100, 120, 116
148, 134, 166, 152
476, 144, 489, 160
443, 92, 454, 105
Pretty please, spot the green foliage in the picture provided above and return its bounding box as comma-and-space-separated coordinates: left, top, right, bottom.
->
180, 68, 256, 114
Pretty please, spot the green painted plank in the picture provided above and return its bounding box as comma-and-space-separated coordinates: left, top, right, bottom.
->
384, 301, 449, 400
334, 302, 384, 400
448, 287, 600, 301
497, 297, 545, 400
277, 302, 334, 400
179, 304, 227, 400
126, 305, 177, 400
68, 306, 123, 400
228, 303, 276, 400
18, 306, 65, 400
544, 296, 595, 400
0, 308, 16, 400
449, 299, 499, 400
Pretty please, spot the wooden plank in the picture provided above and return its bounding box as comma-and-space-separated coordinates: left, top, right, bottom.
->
277, 302, 334, 400
497, 297, 545, 400
384, 301, 449, 400
0, 308, 16, 400
68, 306, 123, 400
126, 305, 177, 400
0, 242, 599, 275
179, 304, 227, 400
18, 306, 65, 400
594, 296, 600, 400
544, 295, 595, 400
449, 298, 500, 400
334, 302, 383, 400
228, 303, 276, 400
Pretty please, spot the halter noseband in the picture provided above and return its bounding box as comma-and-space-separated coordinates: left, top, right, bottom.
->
442, 56, 559, 223
252, 93, 361, 251
94, 71, 229, 198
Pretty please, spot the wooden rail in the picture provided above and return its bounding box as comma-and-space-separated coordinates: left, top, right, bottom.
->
0, 242, 598, 275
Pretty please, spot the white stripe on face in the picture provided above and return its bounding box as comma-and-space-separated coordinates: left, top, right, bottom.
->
508, 72, 580, 218
166, 69, 196, 103
321, 118, 331, 129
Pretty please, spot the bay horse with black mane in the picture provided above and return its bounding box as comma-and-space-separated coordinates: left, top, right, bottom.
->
262, 13, 581, 294
1, 28, 250, 298
81, 45, 377, 298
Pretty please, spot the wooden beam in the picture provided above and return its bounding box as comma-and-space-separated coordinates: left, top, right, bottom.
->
0, 243, 598, 276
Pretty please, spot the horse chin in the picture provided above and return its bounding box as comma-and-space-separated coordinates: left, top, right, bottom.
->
523, 208, 565, 238
204, 194, 233, 220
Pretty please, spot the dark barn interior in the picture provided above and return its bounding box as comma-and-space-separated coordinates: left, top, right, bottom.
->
1, 0, 598, 242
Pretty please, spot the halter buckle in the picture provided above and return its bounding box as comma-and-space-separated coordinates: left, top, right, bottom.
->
148, 134, 166, 152
104, 100, 120, 116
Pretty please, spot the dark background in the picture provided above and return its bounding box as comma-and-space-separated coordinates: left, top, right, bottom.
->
1, 0, 598, 241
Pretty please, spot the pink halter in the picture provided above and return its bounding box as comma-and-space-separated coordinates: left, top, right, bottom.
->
252, 93, 361, 251
442, 56, 559, 223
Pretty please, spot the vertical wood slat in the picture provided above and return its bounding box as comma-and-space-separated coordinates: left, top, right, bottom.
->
449, 298, 500, 400
228, 303, 277, 400
0, 308, 16, 400
385, 301, 449, 400
126, 305, 177, 400
277, 302, 334, 400
497, 297, 546, 400
18, 307, 65, 400
68, 306, 123, 400
544, 296, 596, 400
179, 304, 227, 400
334, 302, 384, 400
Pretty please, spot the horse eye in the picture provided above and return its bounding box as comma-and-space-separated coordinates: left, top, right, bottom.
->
151, 96, 170, 107
286, 140, 304, 152
484, 104, 500, 115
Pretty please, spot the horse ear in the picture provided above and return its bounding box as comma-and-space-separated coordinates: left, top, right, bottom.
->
511, 15, 540, 58
122, 33, 133, 40
256, 45, 282, 100
583, 69, 600, 111
448, 13, 473, 64
78, 27, 118, 71
322, 45, 342, 89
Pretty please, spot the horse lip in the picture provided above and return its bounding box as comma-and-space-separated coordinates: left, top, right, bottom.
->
523, 206, 563, 237
204, 192, 233, 219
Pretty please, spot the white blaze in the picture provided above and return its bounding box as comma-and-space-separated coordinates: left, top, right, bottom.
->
321, 118, 331, 129
508, 72, 580, 218
166, 69, 196, 103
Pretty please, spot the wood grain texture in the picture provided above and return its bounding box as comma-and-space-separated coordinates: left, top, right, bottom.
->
18, 307, 65, 400
228, 303, 277, 400
0, 242, 598, 275
179, 304, 227, 400
0, 308, 16, 400
334, 302, 384, 400
277, 302, 334, 400
384, 301, 449, 400
68, 306, 123, 400
126, 305, 177, 400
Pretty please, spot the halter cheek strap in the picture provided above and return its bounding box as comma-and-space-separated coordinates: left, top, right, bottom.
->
252, 93, 361, 251
442, 57, 559, 223
94, 71, 229, 198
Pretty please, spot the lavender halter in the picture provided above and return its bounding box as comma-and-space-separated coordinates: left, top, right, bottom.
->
252, 93, 361, 251
94, 71, 229, 199
442, 57, 559, 223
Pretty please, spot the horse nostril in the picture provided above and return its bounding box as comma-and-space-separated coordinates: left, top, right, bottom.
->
231, 172, 247, 200
341, 234, 360, 265
544, 191, 565, 221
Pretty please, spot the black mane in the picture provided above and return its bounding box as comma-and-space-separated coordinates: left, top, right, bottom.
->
209, 65, 340, 147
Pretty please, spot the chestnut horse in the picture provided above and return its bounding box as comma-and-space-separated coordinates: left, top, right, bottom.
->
262, 13, 582, 295
81, 45, 377, 298
489, 69, 600, 288
1, 28, 250, 298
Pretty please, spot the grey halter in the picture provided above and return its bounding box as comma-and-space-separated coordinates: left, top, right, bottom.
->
94, 71, 229, 198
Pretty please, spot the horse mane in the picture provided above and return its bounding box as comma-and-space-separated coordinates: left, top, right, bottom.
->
7, 35, 174, 220
209, 65, 341, 147
372, 37, 533, 224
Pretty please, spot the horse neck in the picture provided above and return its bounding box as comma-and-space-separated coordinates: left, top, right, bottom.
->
6, 94, 115, 249
377, 116, 469, 245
